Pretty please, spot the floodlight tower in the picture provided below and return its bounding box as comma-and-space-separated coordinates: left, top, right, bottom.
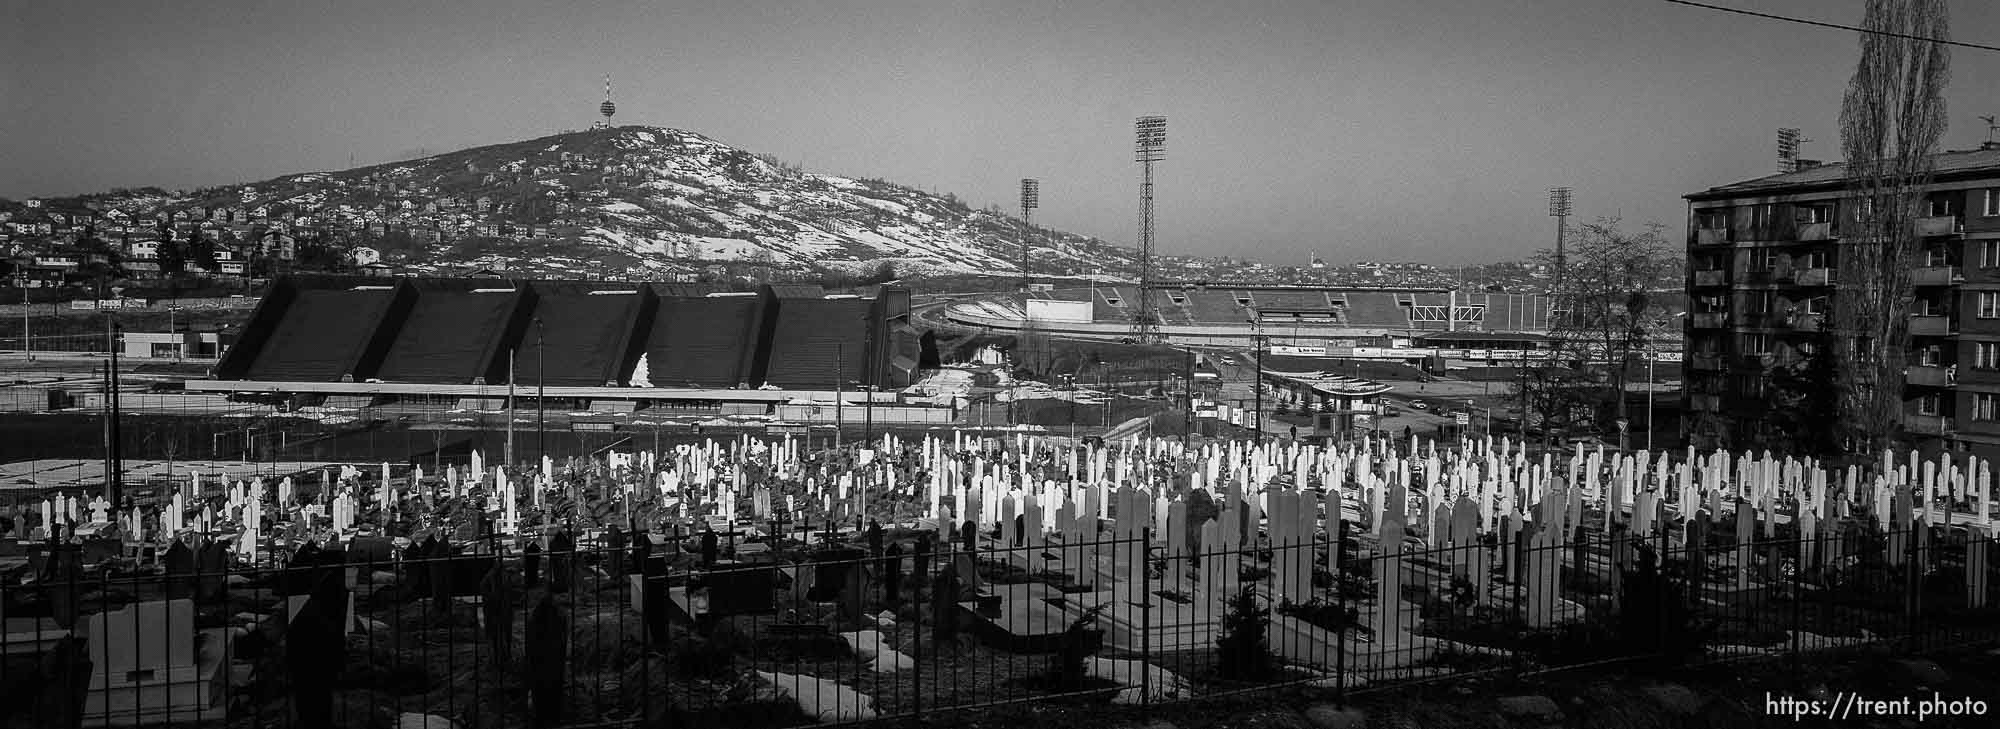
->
1134, 116, 1166, 344
1019, 178, 1039, 291
1548, 187, 1572, 289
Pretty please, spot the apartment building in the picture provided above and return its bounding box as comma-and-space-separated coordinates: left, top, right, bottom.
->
1684, 145, 2000, 458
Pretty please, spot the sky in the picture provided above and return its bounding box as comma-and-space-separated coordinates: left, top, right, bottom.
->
5, 0, 1999, 265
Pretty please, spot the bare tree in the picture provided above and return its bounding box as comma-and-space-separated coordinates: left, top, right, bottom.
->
1015, 316, 1056, 378
1533, 218, 1682, 446
1834, 0, 1950, 453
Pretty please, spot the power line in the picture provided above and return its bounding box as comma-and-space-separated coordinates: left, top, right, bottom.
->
1661, 0, 2000, 53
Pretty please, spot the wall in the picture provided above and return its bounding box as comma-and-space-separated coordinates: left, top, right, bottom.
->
1024, 299, 1094, 324
774, 402, 956, 424
0, 296, 259, 318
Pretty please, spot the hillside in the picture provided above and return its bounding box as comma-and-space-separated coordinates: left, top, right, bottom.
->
11, 126, 1134, 280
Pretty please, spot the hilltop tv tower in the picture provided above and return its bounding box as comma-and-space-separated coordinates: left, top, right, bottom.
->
1133, 115, 1166, 344
594, 75, 617, 130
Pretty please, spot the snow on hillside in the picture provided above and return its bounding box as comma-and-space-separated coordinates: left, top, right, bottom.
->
32, 124, 1133, 280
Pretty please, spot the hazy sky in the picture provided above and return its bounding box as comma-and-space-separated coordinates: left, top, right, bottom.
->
6, 1, 1999, 265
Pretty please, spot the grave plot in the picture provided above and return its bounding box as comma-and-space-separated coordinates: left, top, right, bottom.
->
3, 431, 1999, 728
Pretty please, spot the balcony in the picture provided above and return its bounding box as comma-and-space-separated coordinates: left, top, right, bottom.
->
1910, 266, 1961, 286
1696, 228, 1730, 246
1690, 312, 1729, 328
1693, 269, 1727, 287
1783, 312, 1825, 331
1904, 414, 1952, 437
1794, 267, 1834, 286
1917, 216, 1962, 237
1795, 221, 1834, 241
1909, 315, 1956, 336
1906, 365, 1954, 387
1689, 354, 1724, 370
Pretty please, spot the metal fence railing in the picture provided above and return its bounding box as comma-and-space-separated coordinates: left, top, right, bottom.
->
1, 521, 1995, 728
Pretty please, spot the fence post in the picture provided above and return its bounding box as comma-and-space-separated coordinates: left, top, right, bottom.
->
1789, 531, 1801, 685
1141, 530, 1151, 713
912, 552, 922, 719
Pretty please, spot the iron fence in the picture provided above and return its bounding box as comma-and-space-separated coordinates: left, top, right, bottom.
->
2, 520, 1996, 728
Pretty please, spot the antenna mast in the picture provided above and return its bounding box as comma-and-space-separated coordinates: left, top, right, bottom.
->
1776, 128, 1812, 173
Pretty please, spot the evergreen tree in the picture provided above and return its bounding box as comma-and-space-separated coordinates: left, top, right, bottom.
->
1214, 585, 1273, 680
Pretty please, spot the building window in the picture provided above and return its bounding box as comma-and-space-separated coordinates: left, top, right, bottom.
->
1805, 248, 1833, 270
1978, 393, 2000, 421
1930, 196, 1957, 217
1796, 204, 1832, 224
1983, 241, 2000, 268
1803, 296, 1828, 315
1919, 393, 1942, 416
1698, 210, 1728, 229
1748, 291, 1774, 313
1751, 249, 1778, 271
1927, 246, 1951, 266
1986, 189, 2000, 217
1744, 333, 1772, 355
1982, 292, 2000, 318
1978, 342, 2000, 369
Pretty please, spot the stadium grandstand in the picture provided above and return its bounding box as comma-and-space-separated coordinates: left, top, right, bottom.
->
187, 275, 930, 409
946, 282, 1685, 364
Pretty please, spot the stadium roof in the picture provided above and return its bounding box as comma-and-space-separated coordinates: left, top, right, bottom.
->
214, 275, 929, 390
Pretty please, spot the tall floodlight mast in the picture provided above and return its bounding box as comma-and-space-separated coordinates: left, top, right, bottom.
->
1019, 178, 1039, 291
1548, 186, 1572, 289
1134, 116, 1166, 344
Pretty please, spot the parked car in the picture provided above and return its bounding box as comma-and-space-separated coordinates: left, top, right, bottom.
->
1409, 400, 1430, 410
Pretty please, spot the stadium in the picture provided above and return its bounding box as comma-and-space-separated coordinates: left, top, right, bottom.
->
940, 283, 1687, 367
186, 275, 932, 412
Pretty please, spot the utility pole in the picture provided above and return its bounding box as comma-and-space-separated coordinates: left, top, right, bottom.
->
1252, 326, 1265, 446
1646, 343, 1657, 453
864, 384, 876, 447
506, 348, 516, 467
535, 318, 546, 462
103, 319, 123, 505
835, 343, 844, 450
1182, 348, 1193, 448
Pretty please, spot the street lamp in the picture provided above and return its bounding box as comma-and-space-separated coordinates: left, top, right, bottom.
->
1061, 373, 1077, 441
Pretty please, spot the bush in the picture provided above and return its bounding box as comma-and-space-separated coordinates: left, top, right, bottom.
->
1051, 604, 1107, 690
1215, 585, 1274, 680
1611, 543, 1713, 668
668, 624, 748, 679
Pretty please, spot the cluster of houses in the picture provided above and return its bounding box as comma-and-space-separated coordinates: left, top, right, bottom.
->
2, 147, 654, 291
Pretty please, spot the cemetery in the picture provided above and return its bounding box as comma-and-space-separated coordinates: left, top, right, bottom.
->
0, 431, 1996, 728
